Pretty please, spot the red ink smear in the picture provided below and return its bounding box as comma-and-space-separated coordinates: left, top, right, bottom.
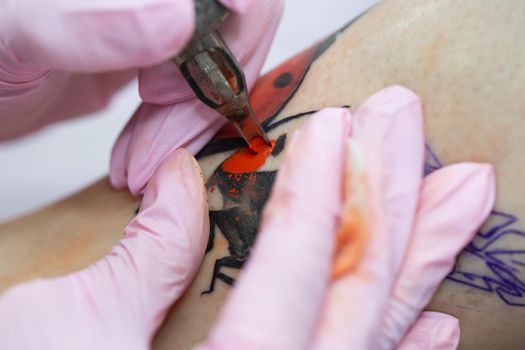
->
332, 207, 368, 279
222, 136, 276, 173
210, 175, 215, 193
216, 46, 317, 139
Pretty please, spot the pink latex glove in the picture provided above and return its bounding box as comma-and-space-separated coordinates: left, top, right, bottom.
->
196, 86, 495, 350
396, 312, 461, 350
0, 148, 209, 349
110, 0, 283, 195
0, 0, 279, 143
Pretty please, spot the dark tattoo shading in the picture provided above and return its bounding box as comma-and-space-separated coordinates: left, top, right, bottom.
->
202, 155, 278, 293
425, 146, 525, 307
201, 110, 320, 294
203, 169, 276, 293
196, 18, 354, 293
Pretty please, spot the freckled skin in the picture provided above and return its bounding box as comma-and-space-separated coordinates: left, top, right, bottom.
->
1, 1, 525, 349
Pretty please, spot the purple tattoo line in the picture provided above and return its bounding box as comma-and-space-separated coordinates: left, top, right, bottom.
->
425, 145, 525, 307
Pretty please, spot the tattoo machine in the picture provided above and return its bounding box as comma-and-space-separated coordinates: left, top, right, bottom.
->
173, 0, 270, 149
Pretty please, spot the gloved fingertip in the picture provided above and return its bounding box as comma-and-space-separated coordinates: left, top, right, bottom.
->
218, 0, 257, 15
288, 108, 350, 162
360, 85, 420, 115
271, 108, 351, 214
460, 162, 495, 213
109, 147, 130, 192
398, 312, 460, 350
142, 148, 205, 210
470, 163, 496, 214
353, 85, 424, 172
125, 182, 145, 198
431, 314, 460, 350
426, 162, 495, 223
109, 109, 138, 192
140, 0, 195, 64
109, 173, 128, 191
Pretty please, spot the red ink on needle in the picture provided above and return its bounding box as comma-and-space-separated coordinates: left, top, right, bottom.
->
222, 136, 276, 173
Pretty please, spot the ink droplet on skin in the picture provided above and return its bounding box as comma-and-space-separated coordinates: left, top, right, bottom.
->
222, 136, 276, 174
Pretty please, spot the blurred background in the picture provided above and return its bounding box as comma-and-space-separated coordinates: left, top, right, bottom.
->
0, 0, 379, 223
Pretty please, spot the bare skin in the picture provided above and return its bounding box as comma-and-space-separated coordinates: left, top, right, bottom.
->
1, 1, 524, 349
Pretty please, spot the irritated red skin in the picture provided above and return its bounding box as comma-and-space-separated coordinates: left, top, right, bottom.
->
222, 136, 276, 173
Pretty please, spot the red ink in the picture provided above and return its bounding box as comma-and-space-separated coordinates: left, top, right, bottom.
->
216, 46, 317, 139
210, 175, 215, 193
222, 136, 276, 173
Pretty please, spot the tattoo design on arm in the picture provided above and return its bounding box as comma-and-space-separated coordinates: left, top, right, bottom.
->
425, 147, 525, 307
202, 107, 339, 295
196, 19, 355, 294
202, 133, 525, 308
197, 8, 525, 307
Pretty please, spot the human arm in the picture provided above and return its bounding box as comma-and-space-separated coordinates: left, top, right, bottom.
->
195, 90, 494, 350
1, 0, 524, 348
157, 1, 525, 348
0, 90, 495, 350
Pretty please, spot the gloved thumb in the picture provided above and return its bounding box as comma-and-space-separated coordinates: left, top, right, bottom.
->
1, 0, 195, 72
0, 148, 209, 349
103, 148, 209, 334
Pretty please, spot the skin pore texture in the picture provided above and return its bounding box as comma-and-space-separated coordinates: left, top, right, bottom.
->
0, 0, 524, 349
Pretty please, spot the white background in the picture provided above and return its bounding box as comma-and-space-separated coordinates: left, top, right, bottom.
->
0, 0, 379, 223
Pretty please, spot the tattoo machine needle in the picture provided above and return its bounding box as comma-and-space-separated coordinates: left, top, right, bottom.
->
173, 0, 270, 151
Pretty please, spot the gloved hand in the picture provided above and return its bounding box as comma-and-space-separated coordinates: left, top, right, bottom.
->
0, 0, 281, 152
196, 86, 495, 350
110, 0, 283, 195
0, 148, 209, 350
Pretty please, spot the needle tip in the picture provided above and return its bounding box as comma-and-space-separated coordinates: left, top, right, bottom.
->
233, 111, 270, 149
